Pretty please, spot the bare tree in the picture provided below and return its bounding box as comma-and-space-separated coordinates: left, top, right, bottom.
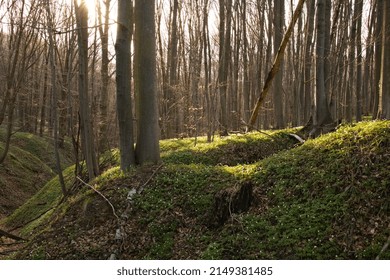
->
97, 0, 111, 152
74, 0, 99, 179
247, 0, 306, 131
0, 0, 41, 163
45, 0, 67, 195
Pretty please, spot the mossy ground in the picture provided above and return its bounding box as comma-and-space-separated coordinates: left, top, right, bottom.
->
3, 121, 390, 260
0, 129, 74, 218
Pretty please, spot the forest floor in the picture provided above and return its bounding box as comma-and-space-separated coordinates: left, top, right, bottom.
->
1, 120, 389, 259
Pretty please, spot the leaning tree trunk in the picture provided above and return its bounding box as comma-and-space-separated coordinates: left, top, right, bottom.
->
247, 0, 306, 131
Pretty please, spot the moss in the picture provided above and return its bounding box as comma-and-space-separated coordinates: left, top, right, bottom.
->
0, 129, 74, 171
2, 165, 75, 234
7, 121, 390, 260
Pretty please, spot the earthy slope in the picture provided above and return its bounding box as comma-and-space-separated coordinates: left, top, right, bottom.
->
0, 130, 74, 218
7, 121, 390, 259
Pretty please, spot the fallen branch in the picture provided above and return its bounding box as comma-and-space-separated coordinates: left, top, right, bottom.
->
8, 207, 54, 233
76, 176, 119, 219
0, 250, 18, 255
288, 133, 305, 143
138, 163, 164, 193
376, 233, 390, 260
0, 228, 26, 241
0, 241, 25, 246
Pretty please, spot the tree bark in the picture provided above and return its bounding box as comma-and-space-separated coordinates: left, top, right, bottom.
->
373, 0, 383, 119
273, 0, 285, 128
115, 0, 136, 170
45, 0, 66, 195
74, 0, 99, 179
218, 0, 232, 136
378, 0, 390, 119
355, 0, 363, 121
97, 0, 111, 152
134, 0, 160, 164
312, 0, 333, 134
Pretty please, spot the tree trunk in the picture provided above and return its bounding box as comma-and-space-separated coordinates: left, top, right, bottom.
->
74, 0, 99, 179
218, 0, 232, 136
303, 0, 315, 123
346, 1, 355, 123
134, 0, 160, 164
373, 0, 383, 119
97, 0, 111, 152
378, 0, 390, 119
313, 0, 333, 130
45, 0, 66, 195
355, 0, 363, 121
115, 0, 135, 170
273, 0, 285, 128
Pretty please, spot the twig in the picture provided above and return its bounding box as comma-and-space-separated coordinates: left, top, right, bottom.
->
0, 249, 20, 256
288, 133, 305, 143
138, 164, 164, 193
8, 207, 54, 232
0, 229, 26, 241
0, 241, 25, 246
76, 176, 119, 220
376, 233, 390, 260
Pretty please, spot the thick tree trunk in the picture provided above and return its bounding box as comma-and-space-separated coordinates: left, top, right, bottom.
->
134, 0, 160, 164
313, 0, 333, 130
115, 0, 135, 170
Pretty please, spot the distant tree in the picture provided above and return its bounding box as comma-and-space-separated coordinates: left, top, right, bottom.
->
165, 0, 179, 139
134, 0, 160, 164
218, 0, 232, 136
303, 0, 315, 123
247, 0, 306, 131
74, 0, 99, 179
97, 0, 111, 152
45, 0, 66, 195
0, 0, 41, 164
355, 0, 363, 121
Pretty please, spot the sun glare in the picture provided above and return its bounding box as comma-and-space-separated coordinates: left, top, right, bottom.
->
84, 0, 96, 12
70, 0, 117, 25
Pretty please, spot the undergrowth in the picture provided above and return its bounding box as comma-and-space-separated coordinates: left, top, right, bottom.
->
4, 121, 390, 260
